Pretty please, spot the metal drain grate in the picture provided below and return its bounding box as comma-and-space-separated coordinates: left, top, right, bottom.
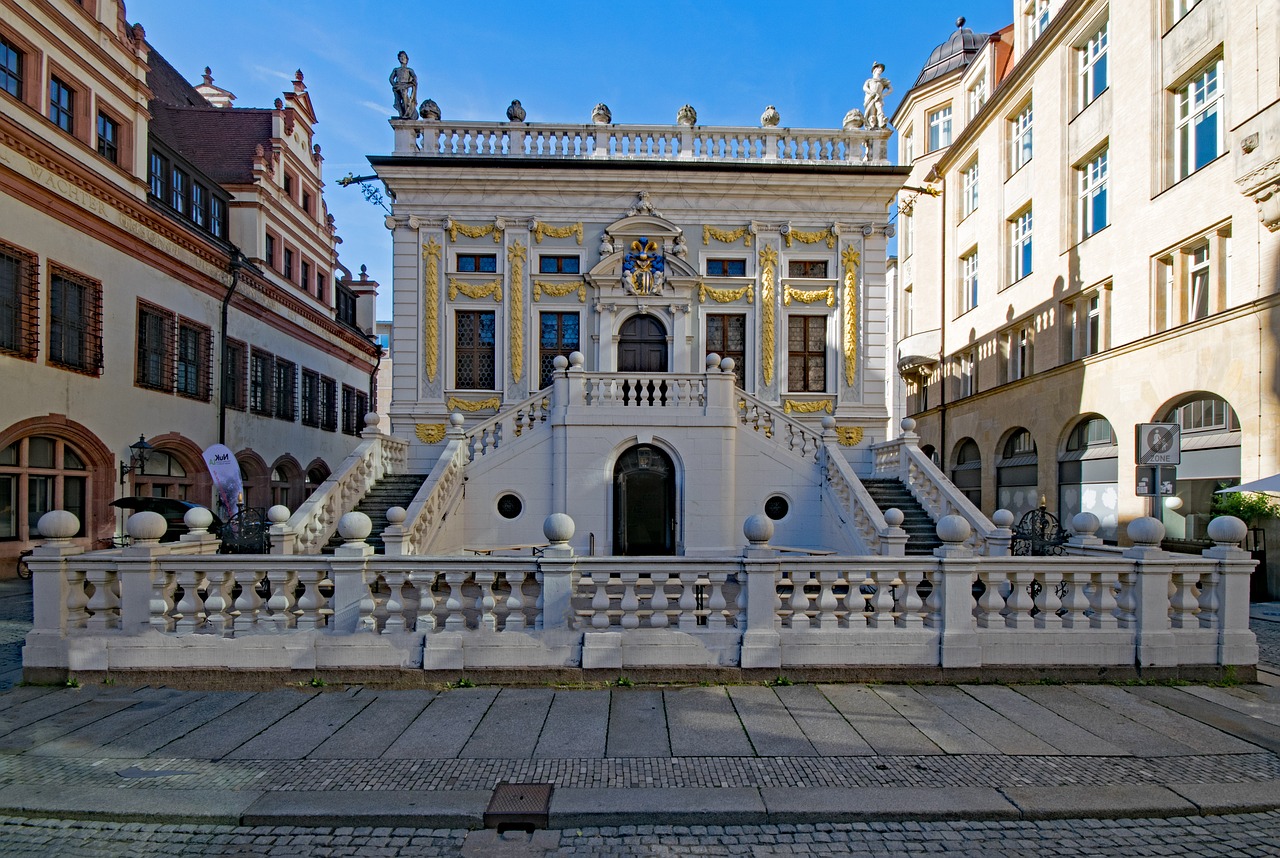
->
483, 782, 553, 832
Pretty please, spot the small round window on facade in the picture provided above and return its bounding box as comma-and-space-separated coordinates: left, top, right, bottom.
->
764, 495, 789, 521
497, 493, 523, 519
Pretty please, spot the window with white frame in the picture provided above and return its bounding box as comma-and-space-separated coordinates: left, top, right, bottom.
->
1011, 101, 1033, 171
928, 105, 953, 152
1010, 208, 1033, 281
957, 349, 975, 398
1079, 21, 1108, 107
961, 160, 979, 218
1153, 226, 1229, 331
1025, 0, 1051, 44
901, 285, 913, 338
960, 249, 979, 314
1169, 0, 1200, 27
1188, 242, 1210, 320
1064, 291, 1106, 360
968, 77, 988, 120
1078, 148, 1108, 238
1009, 324, 1033, 381
1174, 58, 1223, 180
901, 213, 913, 259
1085, 294, 1102, 355
901, 129, 914, 164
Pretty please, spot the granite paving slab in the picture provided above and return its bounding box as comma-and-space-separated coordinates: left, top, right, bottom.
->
158, 690, 313, 760
242, 788, 489, 828
1169, 780, 1280, 814
534, 689, 609, 759
1130, 686, 1280, 754
27, 687, 202, 757
309, 690, 434, 759
0, 687, 104, 736
605, 689, 668, 758
774, 684, 875, 756
0, 783, 259, 825
384, 687, 499, 759
460, 688, 555, 758
549, 786, 767, 827
1001, 784, 1199, 820
665, 687, 754, 757
759, 785, 1022, 822
1181, 685, 1280, 726
874, 686, 1000, 755
960, 684, 1127, 756
819, 684, 942, 755
0, 695, 141, 753
0, 685, 56, 713
1071, 684, 1261, 755
726, 685, 818, 757
1015, 685, 1197, 756
917, 685, 1060, 755
96, 691, 253, 758
226, 690, 373, 760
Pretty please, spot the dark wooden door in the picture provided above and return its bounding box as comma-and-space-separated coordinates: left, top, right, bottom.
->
617, 315, 668, 373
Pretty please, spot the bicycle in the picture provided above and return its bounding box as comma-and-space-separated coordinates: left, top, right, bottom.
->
15, 549, 32, 580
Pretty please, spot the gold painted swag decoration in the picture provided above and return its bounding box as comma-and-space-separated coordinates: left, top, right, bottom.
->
783, 226, 836, 249
702, 224, 752, 247
508, 242, 526, 383
447, 396, 501, 412
783, 285, 835, 307
448, 221, 503, 243
533, 281, 587, 302
783, 398, 833, 414
415, 423, 446, 444
448, 277, 502, 302
532, 221, 584, 245
422, 238, 442, 382
698, 281, 753, 304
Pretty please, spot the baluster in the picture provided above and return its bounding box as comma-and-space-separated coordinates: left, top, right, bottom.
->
1004, 571, 1034, 629
1035, 571, 1064, 630
295, 567, 325, 630
151, 568, 177, 632
897, 566, 925, 629
476, 570, 497, 631
413, 571, 437, 632
263, 568, 291, 631
591, 570, 612, 629
923, 569, 943, 629
534, 570, 546, 630
83, 565, 119, 631
231, 569, 263, 632
815, 567, 838, 629
737, 571, 751, 629
504, 568, 527, 631
789, 568, 811, 629
708, 570, 729, 629
174, 566, 205, 633
444, 570, 467, 631
1090, 570, 1119, 629
620, 571, 641, 629
1061, 570, 1090, 629
868, 568, 895, 628
1114, 570, 1137, 628
975, 569, 1003, 628
204, 568, 232, 635
1197, 569, 1219, 630
677, 569, 698, 630
1170, 570, 1200, 629
383, 571, 406, 633
649, 569, 670, 628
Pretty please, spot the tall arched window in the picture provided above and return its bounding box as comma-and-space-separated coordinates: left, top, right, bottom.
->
1159, 394, 1241, 540
0, 435, 88, 541
996, 428, 1038, 522
132, 449, 191, 500
951, 438, 982, 508
1058, 416, 1118, 540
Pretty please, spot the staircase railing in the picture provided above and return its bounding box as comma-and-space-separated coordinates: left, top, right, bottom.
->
284, 415, 408, 554
735, 390, 824, 464
871, 418, 1010, 556
386, 428, 468, 556
821, 438, 904, 555
462, 389, 553, 462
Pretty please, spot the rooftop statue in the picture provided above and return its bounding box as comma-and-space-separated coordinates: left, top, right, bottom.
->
677, 104, 697, 126
419, 98, 441, 121
862, 62, 892, 130
592, 103, 612, 125
761, 105, 781, 128
390, 51, 418, 120
507, 100, 527, 122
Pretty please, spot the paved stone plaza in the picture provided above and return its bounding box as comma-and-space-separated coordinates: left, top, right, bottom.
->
0, 579, 1278, 855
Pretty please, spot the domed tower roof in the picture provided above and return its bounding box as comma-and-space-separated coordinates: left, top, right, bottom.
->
914, 17, 990, 87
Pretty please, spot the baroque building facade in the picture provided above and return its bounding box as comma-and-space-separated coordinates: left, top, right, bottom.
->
892, 1, 1280, 563
0, 0, 378, 574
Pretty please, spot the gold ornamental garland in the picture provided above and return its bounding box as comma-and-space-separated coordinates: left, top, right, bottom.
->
448, 277, 502, 302
532, 221, 584, 245
508, 242, 526, 383
533, 280, 587, 302
784, 227, 836, 249
841, 246, 860, 386
422, 238, 442, 383
447, 396, 501, 412
415, 424, 446, 444
835, 426, 864, 447
702, 225, 752, 247
783, 398, 834, 414
698, 281, 753, 304
783, 285, 835, 307
759, 246, 778, 386
449, 221, 502, 243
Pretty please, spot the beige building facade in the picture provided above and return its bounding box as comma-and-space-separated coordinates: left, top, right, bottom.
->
892, 0, 1280, 552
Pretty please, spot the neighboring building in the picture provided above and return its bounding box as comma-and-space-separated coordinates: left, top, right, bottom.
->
892, 1, 1280, 545
371, 100, 904, 555
0, 0, 378, 573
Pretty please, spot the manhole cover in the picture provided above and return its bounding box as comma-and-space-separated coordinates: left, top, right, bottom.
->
484, 782, 553, 832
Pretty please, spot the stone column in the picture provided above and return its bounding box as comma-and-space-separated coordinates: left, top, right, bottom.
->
537, 513, 577, 631
330, 512, 373, 633
934, 515, 980, 668
1124, 517, 1177, 668
1204, 516, 1261, 667
739, 515, 781, 669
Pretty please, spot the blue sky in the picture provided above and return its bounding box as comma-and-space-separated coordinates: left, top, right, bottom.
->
127, 0, 1014, 318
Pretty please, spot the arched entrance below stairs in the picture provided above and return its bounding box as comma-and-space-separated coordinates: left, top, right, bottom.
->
613, 444, 676, 556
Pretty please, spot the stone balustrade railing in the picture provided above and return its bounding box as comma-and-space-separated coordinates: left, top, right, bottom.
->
393, 120, 893, 166
736, 390, 824, 464
872, 418, 1010, 555
284, 414, 409, 554
21, 510, 1258, 679
384, 429, 468, 556
462, 391, 552, 463
820, 428, 902, 556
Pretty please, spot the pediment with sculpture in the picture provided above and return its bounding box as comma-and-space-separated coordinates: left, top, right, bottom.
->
587, 192, 698, 297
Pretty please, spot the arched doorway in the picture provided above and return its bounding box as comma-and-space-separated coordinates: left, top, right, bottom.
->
996, 428, 1038, 522
1058, 416, 1118, 541
1157, 393, 1241, 540
613, 444, 676, 556
618, 315, 668, 373
950, 438, 982, 508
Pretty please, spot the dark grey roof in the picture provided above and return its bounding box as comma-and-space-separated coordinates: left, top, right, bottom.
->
914, 20, 990, 87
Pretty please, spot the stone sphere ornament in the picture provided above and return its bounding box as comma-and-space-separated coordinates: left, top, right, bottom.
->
744, 514, 774, 544
338, 511, 373, 542
37, 510, 80, 541
126, 511, 168, 543
936, 515, 971, 544
1207, 515, 1247, 546
544, 512, 575, 545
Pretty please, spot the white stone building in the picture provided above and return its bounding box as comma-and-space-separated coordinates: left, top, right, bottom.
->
0, 0, 379, 574
891, 1, 1280, 591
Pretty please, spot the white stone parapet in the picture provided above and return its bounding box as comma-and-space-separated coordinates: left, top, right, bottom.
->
391, 120, 894, 166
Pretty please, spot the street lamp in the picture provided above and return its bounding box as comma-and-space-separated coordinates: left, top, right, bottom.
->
119, 435, 152, 486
